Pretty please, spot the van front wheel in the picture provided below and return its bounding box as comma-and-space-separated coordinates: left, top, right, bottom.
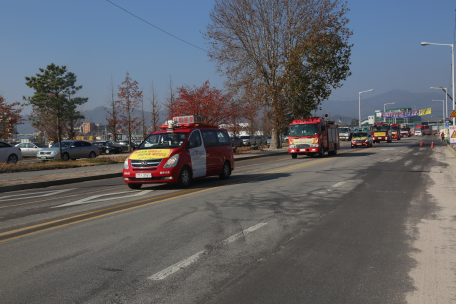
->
178, 167, 192, 188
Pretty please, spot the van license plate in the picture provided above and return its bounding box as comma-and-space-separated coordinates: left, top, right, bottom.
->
41, 156, 46, 159
136, 173, 152, 178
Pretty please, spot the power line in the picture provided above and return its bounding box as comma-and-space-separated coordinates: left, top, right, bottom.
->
105, 0, 207, 53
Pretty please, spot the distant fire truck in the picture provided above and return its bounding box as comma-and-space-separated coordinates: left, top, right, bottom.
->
391, 123, 401, 140
400, 124, 411, 137
372, 122, 392, 143
288, 117, 340, 158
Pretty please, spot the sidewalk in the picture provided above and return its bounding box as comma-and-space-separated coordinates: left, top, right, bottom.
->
0, 149, 288, 193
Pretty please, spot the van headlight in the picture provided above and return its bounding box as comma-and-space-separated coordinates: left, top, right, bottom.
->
164, 154, 179, 168
123, 158, 129, 169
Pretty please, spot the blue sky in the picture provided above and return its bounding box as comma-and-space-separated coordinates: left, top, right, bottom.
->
0, 0, 455, 116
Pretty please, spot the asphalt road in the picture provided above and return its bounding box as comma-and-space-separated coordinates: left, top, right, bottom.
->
1, 136, 455, 303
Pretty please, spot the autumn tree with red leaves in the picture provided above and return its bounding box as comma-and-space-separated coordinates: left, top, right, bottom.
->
169, 80, 236, 126
118, 72, 143, 151
0, 95, 23, 140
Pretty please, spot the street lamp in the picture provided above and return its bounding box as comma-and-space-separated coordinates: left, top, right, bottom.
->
359, 89, 374, 127
384, 102, 395, 123
431, 87, 448, 119
421, 42, 455, 126
432, 100, 444, 123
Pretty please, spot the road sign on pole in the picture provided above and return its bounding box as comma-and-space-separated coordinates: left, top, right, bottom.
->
450, 110, 456, 118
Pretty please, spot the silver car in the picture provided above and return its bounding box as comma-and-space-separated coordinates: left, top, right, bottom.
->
0, 141, 22, 163
16, 142, 47, 157
240, 135, 255, 146
37, 140, 100, 161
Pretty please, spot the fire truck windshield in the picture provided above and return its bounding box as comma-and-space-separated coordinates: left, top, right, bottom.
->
289, 124, 319, 136
138, 132, 189, 149
372, 125, 388, 132
391, 126, 398, 131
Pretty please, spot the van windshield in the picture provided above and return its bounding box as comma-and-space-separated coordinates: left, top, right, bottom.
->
353, 132, 368, 137
139, 132, 189, 149
340, 128, 350, 133
289, 124, 319, 136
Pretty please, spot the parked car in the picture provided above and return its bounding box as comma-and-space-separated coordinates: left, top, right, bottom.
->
230, 136, 243, 148
114, 141, 138, 151
240, 135, 255, 146
37, 140, 100, 161
92, 141, 123, 154
0, 141, 22, 164
266, 136, 271, 147
15, 142, 47, 157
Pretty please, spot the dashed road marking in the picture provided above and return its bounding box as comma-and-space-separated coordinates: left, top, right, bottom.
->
147, 222, 268, 280
53, 190, 154, 208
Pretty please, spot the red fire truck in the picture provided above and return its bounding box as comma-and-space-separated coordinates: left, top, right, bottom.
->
372, 122, 392, 143
391, 123, 401, 140
400, 124, 411, 137
288, 117, 340, 158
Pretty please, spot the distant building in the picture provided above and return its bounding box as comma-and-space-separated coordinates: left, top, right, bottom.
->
82, 122, 96, 134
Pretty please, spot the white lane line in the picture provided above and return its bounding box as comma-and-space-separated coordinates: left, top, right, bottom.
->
52, 190, 154, 208
222, 222, 267, 246
148, 222, 268, 281
381, 158, 391, 162
0, 189, 76, 202
148, 250, 205, 281
331, 182, 345, 188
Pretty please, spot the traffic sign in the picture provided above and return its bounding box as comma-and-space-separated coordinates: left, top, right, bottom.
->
450, 110, 456, 118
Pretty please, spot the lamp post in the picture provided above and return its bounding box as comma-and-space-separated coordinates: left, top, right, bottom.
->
384, 102, 395, 123
431, 87, 448, 119
432, 100, 444, 123
359, 89, 374, 127
421, 42, 455, 126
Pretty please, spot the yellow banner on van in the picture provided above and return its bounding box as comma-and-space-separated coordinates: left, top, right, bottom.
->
374, 132, 386, 136
290, 138, 318, 145
419, 108, 431, 116
130, 149, 172, 160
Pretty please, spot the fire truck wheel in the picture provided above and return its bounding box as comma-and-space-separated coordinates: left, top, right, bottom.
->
291, 153, 297, 159
128, 183, 142, 189
318, 147, 325, 157
219, 162, 231, 179
178, 166, 192, 188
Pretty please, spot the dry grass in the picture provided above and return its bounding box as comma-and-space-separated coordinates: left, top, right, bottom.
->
0, 156, 128, 174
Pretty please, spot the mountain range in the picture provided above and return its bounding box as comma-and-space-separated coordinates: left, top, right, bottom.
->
17, 89, 450, 134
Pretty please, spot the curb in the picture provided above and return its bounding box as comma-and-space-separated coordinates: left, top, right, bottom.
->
0, 151, 289, 193
445, 142, 456, 158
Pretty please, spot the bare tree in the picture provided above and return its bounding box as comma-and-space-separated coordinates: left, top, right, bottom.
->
105, 76, 121, 141
164, 75, 176, 119
148, 80, 161, 132
204, 0, 352, 149
139, 88, 148, 139
118, 72, 143, 152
